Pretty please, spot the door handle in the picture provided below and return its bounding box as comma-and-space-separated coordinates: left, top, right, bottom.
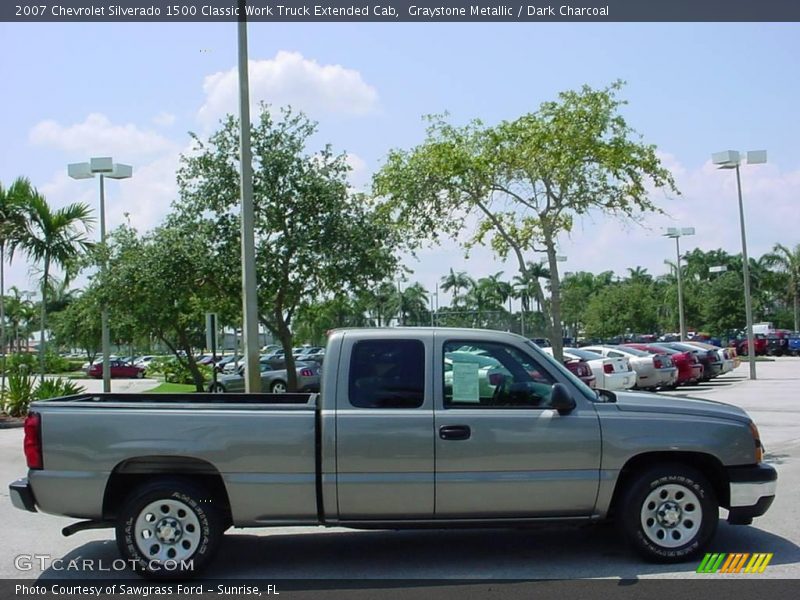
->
439, 425, 471, 440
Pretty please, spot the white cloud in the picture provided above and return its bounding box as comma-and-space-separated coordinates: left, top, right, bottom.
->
29, 113, 175, 161
197, 51, 379, 126
153, 112, 176, 127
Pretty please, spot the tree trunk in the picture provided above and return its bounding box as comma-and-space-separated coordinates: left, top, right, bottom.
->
544, 235, 564, 363
39, 256, 50, 381
275, 315, 297, 392
1, 245, 6, 402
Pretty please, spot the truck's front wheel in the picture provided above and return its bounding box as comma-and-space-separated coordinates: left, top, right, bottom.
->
116, 480, 223, 578
620, 464, 717, 563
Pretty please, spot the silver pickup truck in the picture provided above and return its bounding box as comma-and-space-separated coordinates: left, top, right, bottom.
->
9, 328, 776, 578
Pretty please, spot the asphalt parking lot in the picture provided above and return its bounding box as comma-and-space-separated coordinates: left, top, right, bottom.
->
1, 359, 798, 583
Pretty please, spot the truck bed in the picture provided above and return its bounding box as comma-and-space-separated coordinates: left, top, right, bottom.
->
28, 392, 320, 525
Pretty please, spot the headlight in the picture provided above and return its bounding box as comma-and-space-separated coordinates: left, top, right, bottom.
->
749, 421, 764, 463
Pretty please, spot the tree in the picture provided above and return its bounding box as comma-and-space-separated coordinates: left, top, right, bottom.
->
18, 192, 93, 378
174, 107, 399, 390
49, 287, 102, 359
99, 224, 213, 391
440, 269, 474, 308
584, 282, 659, 339
400, 282, 430, 326
1, 178, 34, 398
762, 243, 800, 331
374, 82, 677, 361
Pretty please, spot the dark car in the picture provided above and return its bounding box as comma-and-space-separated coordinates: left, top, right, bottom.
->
561, 357, 596, 388
656, 342, 722, 381
766, 332, 791, 356
87, 360, 146, 379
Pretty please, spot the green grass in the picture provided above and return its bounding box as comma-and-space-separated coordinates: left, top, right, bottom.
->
144, 382, 197, 394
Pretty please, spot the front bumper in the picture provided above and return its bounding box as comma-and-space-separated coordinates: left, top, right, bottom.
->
9, 478, 37, 512
726, 464, 777, 525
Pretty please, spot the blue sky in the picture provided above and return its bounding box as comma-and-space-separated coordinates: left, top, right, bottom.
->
1, 21, 798, 303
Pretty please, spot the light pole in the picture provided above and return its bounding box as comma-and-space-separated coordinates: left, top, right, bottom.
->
664, 227, 695, 341
712, 150, 767, 380
68, 157, 132, 393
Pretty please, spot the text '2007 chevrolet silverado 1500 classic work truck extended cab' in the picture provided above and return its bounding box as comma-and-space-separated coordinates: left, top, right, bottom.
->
9, 328, 777, 578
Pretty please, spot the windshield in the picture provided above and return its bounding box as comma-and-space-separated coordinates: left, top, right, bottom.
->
525, 341, 596, 402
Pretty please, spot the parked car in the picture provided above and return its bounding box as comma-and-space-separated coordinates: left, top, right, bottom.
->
657, 342, 723, 381
133, 355, 156, 369
789, 334, 800, 356
684, 341, 735, 374
87, 359, 146, 379
624, 343, 703, 386
11, 327, 776, 578
561, 356, 596, 389
734, 334, 768, 357
544, 347, 635, 391
766, 331, 791, 356
582, 345, 677, 391
209, 360, 320, 393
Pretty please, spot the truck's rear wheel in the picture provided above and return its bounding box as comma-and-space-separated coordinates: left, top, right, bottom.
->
116, 479, 223, 578
620, 464, 717, 563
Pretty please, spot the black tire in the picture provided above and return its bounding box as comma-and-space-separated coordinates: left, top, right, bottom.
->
270, 380, 287, 393
619, 464, 717, 563
208, 382, 225, 394
116, 479, 224, 579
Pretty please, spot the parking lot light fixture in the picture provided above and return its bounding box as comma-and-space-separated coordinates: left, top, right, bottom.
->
664, 227, 695, 342
68, 158, 132, 393
712, 149, 767, 381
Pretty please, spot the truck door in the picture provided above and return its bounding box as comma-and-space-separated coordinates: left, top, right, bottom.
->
335, 335, 434, 519
434, 336, 602, 518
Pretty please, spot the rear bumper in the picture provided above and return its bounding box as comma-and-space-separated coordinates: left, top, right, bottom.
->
9, 478, 37, 513
726, 464, 777, 524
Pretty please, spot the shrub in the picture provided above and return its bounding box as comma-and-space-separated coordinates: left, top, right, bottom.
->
4, 369, 36, 417
3, 352, 37, 375
35, 378, 86, 400
3, 370, 86, 417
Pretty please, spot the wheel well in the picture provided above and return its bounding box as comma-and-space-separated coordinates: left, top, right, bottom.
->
103, 456, 232, 525
608, 452, 730, 517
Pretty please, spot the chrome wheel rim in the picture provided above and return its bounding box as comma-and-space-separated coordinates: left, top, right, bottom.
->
640, 483, 701, 548
134, 499, 201, 563
271, 381, 286, 393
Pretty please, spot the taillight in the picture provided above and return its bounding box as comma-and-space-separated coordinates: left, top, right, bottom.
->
603, 363, 614, 374
24, 412, 43, 470
300, 368, 314, 377
653, 356, 662, 369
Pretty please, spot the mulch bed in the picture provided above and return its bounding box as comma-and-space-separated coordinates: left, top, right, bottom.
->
0, 414, 25, 429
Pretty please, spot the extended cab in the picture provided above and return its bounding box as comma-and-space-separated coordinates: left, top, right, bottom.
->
9, 328, 776, 577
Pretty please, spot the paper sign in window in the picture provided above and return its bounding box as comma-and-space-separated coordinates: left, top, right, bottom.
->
452, 362, 480, 403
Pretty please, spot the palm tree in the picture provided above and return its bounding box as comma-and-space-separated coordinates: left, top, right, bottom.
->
400, 283, 429, 326
626, 266, 652, 284
763, 243, 800, 331
1, 177, 34, 399
440, 269, 474, 308
18, 192, 94, 378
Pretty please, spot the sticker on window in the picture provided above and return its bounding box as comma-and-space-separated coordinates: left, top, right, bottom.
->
452, 361, 480, 403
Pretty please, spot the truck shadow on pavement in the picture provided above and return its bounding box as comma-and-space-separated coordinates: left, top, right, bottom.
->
36, 521, 800, 582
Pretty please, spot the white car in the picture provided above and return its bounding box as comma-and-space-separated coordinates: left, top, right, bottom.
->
544, 347, 636, 391
582, 345, 678, 390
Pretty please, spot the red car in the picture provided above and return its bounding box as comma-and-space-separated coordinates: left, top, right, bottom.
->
624, 343, 703, 386
734, 334, 768, 357
562, 357, 597, 389
87, 359, 146, 379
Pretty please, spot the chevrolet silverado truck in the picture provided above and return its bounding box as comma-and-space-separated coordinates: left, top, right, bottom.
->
9, 328, 777, 578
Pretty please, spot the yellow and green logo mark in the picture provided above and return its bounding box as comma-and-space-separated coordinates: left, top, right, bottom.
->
696, 553, 773, 574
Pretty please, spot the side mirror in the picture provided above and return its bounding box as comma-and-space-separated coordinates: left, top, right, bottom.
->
550, 383, 576, 415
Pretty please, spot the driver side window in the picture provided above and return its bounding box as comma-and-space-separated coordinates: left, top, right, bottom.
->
443, 341, 556, 408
